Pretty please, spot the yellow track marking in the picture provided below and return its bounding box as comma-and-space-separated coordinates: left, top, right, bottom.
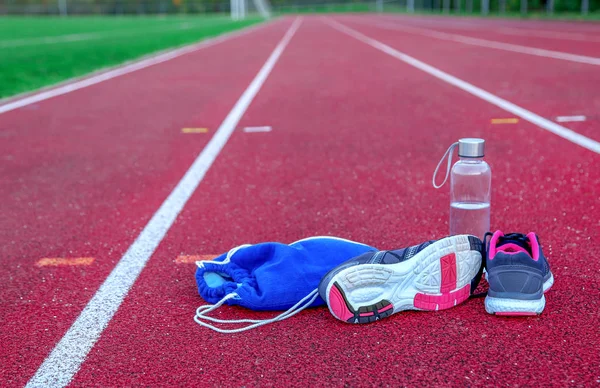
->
36, 257, 95, 267
181, 127, 208, 133
175, 254, 217, 264
491, 118, 519, 124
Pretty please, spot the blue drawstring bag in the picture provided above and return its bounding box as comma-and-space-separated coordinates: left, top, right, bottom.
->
194, 236, 376, 333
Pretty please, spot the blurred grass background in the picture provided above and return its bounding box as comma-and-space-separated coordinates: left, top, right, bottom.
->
0, 16, 262, 99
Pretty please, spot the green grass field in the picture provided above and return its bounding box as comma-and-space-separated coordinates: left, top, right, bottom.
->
0, 15, 263, 99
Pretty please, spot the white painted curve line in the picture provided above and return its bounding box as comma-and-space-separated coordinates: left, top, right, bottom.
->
0, 21, 273, 115
325, 18, 600, 155
25, 17, 302, 388
350, 17, 600, 66
496, 28, 600, 43
244, 126, 272, 132
377, 16, 600, 43
556, 115, 586, 123
0, 32, 100, 48
0, 20, 235, 48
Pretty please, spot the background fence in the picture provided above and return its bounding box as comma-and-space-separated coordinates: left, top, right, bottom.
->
0, 0, 597, 16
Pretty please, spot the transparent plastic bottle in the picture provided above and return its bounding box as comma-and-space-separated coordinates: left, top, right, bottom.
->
449, 139, 491, 239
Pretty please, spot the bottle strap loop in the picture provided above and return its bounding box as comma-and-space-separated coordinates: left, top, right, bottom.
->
432, 142, 458, 189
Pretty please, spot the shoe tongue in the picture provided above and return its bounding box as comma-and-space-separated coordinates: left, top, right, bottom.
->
497, 235, 532, 255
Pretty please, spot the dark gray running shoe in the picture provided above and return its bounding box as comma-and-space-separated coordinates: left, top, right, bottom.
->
318, 235, 484, 324
485, 231, 554, 316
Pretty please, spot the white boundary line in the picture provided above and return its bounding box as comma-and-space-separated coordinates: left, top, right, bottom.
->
496, 28, 600, 43
347, 16, 600, 67
25, 17, 302, 388
325, 18, 600, 155
377, 16, 600, 42
379, 15, 600, 34
244, 125, 272, 132
556, 115, 586, 123
0, 20, 275, 115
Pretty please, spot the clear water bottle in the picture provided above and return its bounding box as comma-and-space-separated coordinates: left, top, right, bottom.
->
433, 138, 491, 239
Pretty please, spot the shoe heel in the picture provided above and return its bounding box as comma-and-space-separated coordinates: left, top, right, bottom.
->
328, 282, 394, 324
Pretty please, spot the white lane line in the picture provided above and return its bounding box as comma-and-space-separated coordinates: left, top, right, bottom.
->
0, 20, 273, 115
25, 17, 302, 388
496, 28, 600, 43
244, 126, 272, 132
556, 115, 587, 123
1, 32, 100, 47
325, 18, 600, 155
348, 17, 600, 66
376, 16, 600, 43
381, 15, 600, 35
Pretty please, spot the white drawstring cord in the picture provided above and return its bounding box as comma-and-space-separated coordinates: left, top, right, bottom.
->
432, 142, 458, 189
196, 244, 252, 269
194, 289, 319, 334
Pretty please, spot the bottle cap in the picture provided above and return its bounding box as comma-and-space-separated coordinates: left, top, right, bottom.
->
458, 138, 485, 158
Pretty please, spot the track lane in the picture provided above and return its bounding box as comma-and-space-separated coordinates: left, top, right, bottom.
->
0, 19, 293, 386
68, 17, 599, 387
336, 14, 600, 143
378, 15, 600, 57
382, 16, 600, 58
385, 14, 600, 34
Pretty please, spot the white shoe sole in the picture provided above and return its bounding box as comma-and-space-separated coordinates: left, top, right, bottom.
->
324, 235, 483, 324
484, 273, 554, 316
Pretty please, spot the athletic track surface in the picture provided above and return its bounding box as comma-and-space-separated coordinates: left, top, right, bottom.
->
1, 14, 599, 387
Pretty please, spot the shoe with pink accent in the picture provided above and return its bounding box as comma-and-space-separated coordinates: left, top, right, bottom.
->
484, 231, 554, 316
318, 235, 484, 324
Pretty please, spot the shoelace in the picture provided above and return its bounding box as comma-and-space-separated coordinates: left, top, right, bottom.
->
194, 289, 319, 334
499, 232, 531, 246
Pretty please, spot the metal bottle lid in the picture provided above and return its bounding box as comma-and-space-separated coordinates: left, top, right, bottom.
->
458, 138, 485, 158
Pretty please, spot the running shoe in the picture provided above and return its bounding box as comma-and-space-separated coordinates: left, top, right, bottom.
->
484, 231, 554, 316
318, 235, 484, 324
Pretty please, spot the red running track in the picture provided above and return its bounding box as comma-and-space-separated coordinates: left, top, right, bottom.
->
379, 14, 600, 34
1, 15, 599, 387
377, 14, 600, 57
338, 14, 600, 141
0, 20, 292, 386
